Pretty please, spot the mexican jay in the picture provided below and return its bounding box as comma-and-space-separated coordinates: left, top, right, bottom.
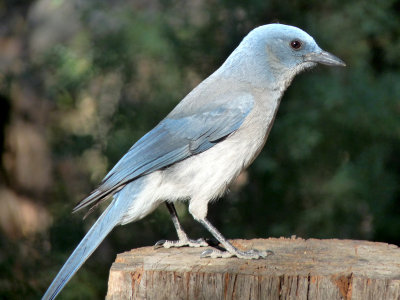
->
43, 23, 345, 299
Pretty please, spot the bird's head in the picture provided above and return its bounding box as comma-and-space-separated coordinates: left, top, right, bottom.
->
224, 24, 345, 89
261, 24, 345, 69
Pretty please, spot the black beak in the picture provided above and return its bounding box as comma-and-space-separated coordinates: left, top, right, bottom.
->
304, 50, 346, 67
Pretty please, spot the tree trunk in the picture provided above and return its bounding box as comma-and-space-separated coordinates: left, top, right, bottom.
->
106, 237, 400, 299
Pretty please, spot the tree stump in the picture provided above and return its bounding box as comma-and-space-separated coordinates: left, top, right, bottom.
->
106, 237, 400, 299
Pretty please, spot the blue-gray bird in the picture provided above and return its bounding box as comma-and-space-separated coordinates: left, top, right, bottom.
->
43, 24, 345, 299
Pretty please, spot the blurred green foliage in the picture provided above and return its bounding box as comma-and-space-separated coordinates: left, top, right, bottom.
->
0, 0, 399, 299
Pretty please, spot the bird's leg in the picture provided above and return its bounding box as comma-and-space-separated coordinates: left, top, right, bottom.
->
197, 218, 273, 259
154, 202, 208, 248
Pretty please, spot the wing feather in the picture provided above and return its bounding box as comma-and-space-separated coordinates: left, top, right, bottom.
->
73, 93, 254, 212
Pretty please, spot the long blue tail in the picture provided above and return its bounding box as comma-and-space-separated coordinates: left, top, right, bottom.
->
42, 199, 125, 300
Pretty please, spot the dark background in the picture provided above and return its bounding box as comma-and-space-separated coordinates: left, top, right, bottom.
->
1, 0, 399, 299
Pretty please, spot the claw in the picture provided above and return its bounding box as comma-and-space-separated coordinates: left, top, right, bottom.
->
200, 249, 215, 258
154, 239, 167, 249
201, 248, 235, 258
154, 238, 209, 249
200, 248, 273, 259
190, 238, 209, 247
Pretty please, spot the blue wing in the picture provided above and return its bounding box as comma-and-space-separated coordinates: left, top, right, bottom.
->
73, 93, 254, 212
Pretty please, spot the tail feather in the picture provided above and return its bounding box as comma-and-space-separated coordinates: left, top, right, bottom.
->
42, 199, 124, 300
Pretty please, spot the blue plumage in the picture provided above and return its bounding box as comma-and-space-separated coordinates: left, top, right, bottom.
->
43, 178, 146, 300
73, 94, 253, 212
43, 24, 345, 299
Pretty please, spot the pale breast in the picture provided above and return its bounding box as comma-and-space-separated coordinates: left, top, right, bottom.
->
157, 87, 282, 203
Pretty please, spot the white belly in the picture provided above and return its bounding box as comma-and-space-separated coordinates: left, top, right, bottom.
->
120, 90, 280, 224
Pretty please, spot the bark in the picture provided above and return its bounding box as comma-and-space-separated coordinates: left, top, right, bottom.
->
106, 237, 400, 300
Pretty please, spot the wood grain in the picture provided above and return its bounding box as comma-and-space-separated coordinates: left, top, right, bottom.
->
106, 237, 400, 299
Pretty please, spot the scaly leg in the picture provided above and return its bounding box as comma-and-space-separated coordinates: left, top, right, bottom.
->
154, 202, 208, 248
197, 218, 273, 259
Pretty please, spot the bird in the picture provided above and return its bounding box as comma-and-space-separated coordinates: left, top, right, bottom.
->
42, 23, 345, 299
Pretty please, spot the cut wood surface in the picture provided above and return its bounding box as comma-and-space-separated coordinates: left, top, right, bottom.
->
106, 237, 400, 300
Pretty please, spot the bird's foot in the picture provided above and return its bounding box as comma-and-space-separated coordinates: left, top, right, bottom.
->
201, 248, 273, 259
154, 237, 209, 249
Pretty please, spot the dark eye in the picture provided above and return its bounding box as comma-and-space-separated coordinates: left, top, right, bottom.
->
290, 40, 302, 50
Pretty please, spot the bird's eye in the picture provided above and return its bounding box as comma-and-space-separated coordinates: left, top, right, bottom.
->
290, 40, 302, 50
